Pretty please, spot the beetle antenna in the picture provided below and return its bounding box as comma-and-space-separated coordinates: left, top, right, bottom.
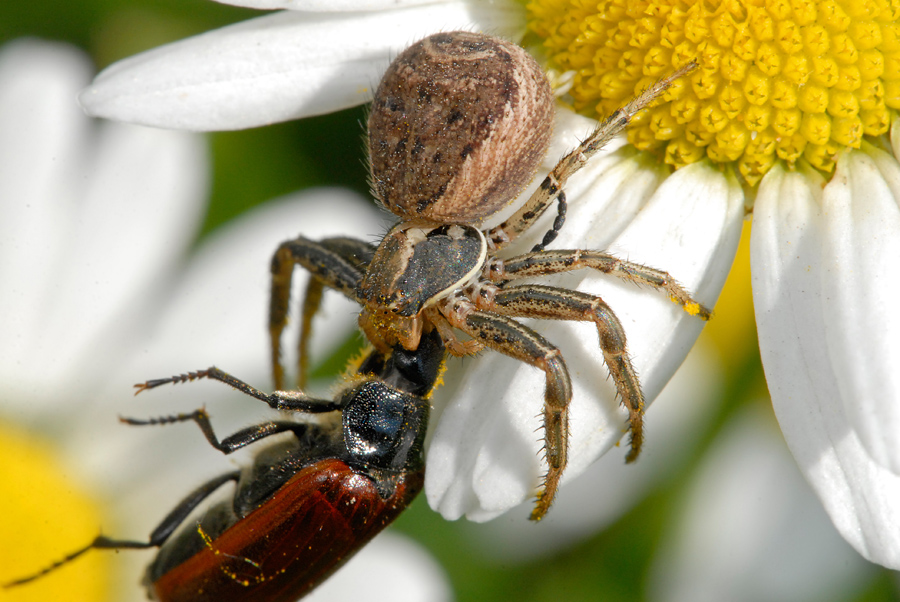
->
134, 369, 217, 394
4, 535, 153, 587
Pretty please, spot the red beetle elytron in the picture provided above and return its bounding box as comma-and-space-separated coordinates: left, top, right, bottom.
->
7, 327, 445, 601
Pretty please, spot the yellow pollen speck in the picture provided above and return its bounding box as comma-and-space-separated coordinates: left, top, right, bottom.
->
527, 0, 900, 185
681, 301, 704, 317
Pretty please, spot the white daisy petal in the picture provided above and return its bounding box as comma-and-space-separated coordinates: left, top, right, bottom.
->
649, 407, 873, 602
79, 1, 526, 130
426, 130, 745, 520
47, 124, 208, 389
215, 0, 448, 10
752, 161, 900, 569
820, 146, 900, 472
462, 340, 723, 561
0, 41, 91, 395
0, 40, 207, 414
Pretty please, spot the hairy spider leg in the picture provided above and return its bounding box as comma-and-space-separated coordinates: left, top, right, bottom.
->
269, 236, 375, 389
438, 297, 572, 520
297, 277, 325, 390
486, 283, 644, 461
487, 249, 713, 320
485, 61, 698, 252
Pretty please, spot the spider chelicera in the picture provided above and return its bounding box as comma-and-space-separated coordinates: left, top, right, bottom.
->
268, 31, 709, 520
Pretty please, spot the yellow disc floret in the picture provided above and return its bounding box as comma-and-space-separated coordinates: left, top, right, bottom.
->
528, 0, 900, 184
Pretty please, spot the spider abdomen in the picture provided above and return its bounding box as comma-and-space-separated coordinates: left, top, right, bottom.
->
368, 31, 554, 224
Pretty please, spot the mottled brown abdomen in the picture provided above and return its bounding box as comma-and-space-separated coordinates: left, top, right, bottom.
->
368, 31, 554, 224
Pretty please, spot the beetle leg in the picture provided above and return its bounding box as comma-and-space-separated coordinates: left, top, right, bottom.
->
439, 298, 571, 521
134, 367, 345, 413
484, 283, 646, 463
145, 471, 242, 544
121, 410, 319, 454
270, 236, 375, 389
484, 62, 697, 252
488, 250, 712, 320
3, 471, 240, 587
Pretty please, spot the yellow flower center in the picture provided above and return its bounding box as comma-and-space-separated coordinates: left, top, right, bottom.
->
527, 0, 900, 184
0, 422, 110, 601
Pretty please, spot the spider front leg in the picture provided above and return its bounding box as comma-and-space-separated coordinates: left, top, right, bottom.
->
487, 250, 713, 320
269, 236, 375, 389
485, 62, 698, 252
439, 297, 572, 521
480, 283, 646, 463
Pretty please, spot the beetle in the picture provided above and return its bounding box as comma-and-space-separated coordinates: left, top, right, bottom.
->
267, 31, 707, 519
6, 327, 445, 601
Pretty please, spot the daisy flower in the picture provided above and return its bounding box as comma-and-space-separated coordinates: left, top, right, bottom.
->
76, 0, 900, 573
528, 0, 900, 571
0, 38, 449, 601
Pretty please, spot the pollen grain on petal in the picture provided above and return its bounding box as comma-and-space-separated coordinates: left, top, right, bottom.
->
527, 0, 900, 185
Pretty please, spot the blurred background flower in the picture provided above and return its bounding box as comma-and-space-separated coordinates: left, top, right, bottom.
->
2, 1, 898, 601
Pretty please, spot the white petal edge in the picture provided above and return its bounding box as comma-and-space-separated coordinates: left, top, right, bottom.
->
79, 1, 526, 130
648, 406, 874, 602
752, 160, 900, 569
214, 0, 449, 11
426, 153, 745, 521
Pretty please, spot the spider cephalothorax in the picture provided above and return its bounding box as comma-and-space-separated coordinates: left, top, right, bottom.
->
269, 31, 708, 520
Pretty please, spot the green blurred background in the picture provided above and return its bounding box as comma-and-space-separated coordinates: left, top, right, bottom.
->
2, 1, 898, 601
